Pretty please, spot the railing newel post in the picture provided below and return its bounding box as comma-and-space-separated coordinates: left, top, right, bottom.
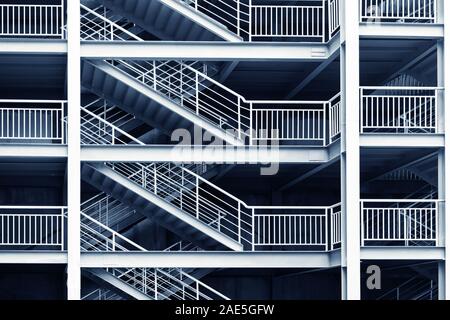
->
196, 176, 199, 219
251, 208, 255, 251
238, 202, 241, 244
249, 0, 253, 41
360, 201, 364, 247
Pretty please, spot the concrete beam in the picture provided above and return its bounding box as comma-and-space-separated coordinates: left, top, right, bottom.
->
0, 145, 68, 159
81, 41, 334, 62
81, 145, 339, 164
0, 251, 67, 264
80, 251, 341, 269
360, 23, 444, 39
360, 134, 445, 148
360, 247, 445, 261
0, 40, 67, 55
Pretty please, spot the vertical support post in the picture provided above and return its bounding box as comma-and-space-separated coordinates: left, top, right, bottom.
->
249, 0, 253, 42
340, 0, 361, 300
67, 0, 81, 300
61, 0, 65, 39
252, 208, 255, 251
439, 0, 450, 298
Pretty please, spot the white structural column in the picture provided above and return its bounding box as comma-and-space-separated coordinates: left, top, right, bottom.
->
444, 0, 450, 301
340, 0, 361, 300
67, 0, 81, 300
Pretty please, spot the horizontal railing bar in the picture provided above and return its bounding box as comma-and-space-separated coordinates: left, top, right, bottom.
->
361, 199, 443, 203
0, 100, 67, 103
361, 86, 443, 91
0, 206, 67, 210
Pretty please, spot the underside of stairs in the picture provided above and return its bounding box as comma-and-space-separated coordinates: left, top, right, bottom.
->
81, 163, 243, 251
81, 59, 243, 146
99, 0, 242, 42
84, 268, 152, 300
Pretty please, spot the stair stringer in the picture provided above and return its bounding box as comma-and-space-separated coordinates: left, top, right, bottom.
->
101, 0, 242, 42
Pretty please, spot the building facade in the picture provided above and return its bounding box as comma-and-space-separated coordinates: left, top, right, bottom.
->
0, 0, 448, 300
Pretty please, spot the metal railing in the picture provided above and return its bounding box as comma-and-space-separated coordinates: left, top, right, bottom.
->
0, 100, 67, 144
360, 87, 438, 134
252, 203, 341, 251
0, 206, 66, 250
360, 199, 440, 247
329, 0, 340, 37
360, 0, 437, 23
79, 4, 143, 41
377, 277, 437, 300
82, 289, 123, 300
182, 0, 340, 42
0, 1, 65, 38
81, 105, 144, 145
250, 93, 341, 146
107, 59, 250, 143
111, 267, 229, 300
80, 207, 228, 300
104, 161, 342, 251
81, 193, 138, 232
104, 59, 341, 146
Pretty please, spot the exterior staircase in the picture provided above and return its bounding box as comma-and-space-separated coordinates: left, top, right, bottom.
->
98, 0, 242, 41
377, 276, 437, 300
81, 0, 341, 43
80, 210, 228, 300
80, 111, 247, 251
81, 59, 246, 146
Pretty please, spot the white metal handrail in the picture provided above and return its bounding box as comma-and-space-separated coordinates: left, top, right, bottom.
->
81, 105, 144, 145
0, 100, 67, 144
360, 0, 437, 23
104, 161, 342, 251
82, 288, 123, 300
106, 59, 342, 146
108, 59, 251, 142
80, 4, 143, 41
81, 193, 137, 231
80, 205, 228, 300
83, 98, 135, 129
80, 211, 147, 252
164, 241, 202, 252
377, 277, 436, 300
249, 93, 341, 146
0, 1, 65, 38
250, 203, 341, 251
0, 206, 66, 250
182, 0, 340, 42
360, 87, 439, 134
112, 267, 230, 300
360, 199, 440, 246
